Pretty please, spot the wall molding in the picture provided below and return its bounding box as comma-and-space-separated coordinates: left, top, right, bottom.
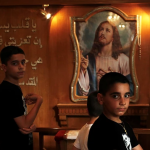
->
57, 103, 149, 126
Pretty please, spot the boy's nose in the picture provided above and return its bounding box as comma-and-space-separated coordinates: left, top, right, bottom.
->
119, 97, 126, 105
18, 63, 24, 69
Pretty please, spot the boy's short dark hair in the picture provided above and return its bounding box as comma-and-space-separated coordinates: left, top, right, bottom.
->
0, 46, 25, 64
99, 72, 130, 95
87, 91, 103, 117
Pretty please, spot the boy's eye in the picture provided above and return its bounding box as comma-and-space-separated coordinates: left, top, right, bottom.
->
112, 94, 120, 99
124, 94, 130, 98
12, 62, 18, 66
21, 60, 25, 65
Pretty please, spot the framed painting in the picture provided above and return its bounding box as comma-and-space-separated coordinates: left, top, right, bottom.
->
70, 6, 141, 102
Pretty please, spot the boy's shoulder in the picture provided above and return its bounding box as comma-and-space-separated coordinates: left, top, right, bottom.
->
90, 114, 107, 132
91, 113, 123, 132
1, 80, 19, 89
92, 113, 109, 125
80, 123, 93, 132
0, 80, 22, 94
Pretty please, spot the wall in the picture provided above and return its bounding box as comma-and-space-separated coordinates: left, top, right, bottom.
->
0, 3, 150, 150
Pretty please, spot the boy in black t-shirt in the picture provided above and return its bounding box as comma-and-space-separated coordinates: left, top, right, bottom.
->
88, 72, 143, 150
0, 46, 43, 150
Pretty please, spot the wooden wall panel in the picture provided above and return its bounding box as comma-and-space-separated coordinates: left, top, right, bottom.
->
0, 4, 150, 150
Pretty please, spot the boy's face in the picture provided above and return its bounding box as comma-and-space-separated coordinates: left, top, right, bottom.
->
97, 83, 130, 118
2, 54, 26, 80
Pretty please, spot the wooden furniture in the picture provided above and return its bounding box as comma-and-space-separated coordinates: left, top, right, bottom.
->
133, 128, 150, 140
34, 127, 150, 150
34, 128, 61, 150
34, 127, 78, 150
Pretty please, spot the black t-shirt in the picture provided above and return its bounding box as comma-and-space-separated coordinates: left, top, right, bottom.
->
0, 81, 31, 150
88, 113, 139, 150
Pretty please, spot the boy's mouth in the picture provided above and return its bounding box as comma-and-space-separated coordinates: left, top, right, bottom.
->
117, 108, 126, 112
18, 71, 24, 75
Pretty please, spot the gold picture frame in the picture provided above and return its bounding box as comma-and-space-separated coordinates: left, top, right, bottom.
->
70, 6, 141, 103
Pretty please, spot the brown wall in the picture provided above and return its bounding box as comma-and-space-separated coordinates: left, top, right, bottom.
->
0, 3, 150, 150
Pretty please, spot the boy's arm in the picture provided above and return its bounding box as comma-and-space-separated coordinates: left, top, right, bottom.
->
14, 93, 43, 129
19, 124, 36, 134
132, 144, 143, 150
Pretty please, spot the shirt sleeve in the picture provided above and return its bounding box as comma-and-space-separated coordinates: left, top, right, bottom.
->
126, 122, 139, 148
6, 89, 25, 118
73, 132, 81, 149
78, 69, 90, 96
130, 129, 139, 148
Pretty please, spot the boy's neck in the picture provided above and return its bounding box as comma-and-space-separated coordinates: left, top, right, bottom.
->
4, 77, 19, 86
103, 112, 122, 123
87, 116, 99, 124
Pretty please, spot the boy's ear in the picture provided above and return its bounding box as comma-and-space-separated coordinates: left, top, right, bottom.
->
97, 93, 104, 105
1, 64, 7, 72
